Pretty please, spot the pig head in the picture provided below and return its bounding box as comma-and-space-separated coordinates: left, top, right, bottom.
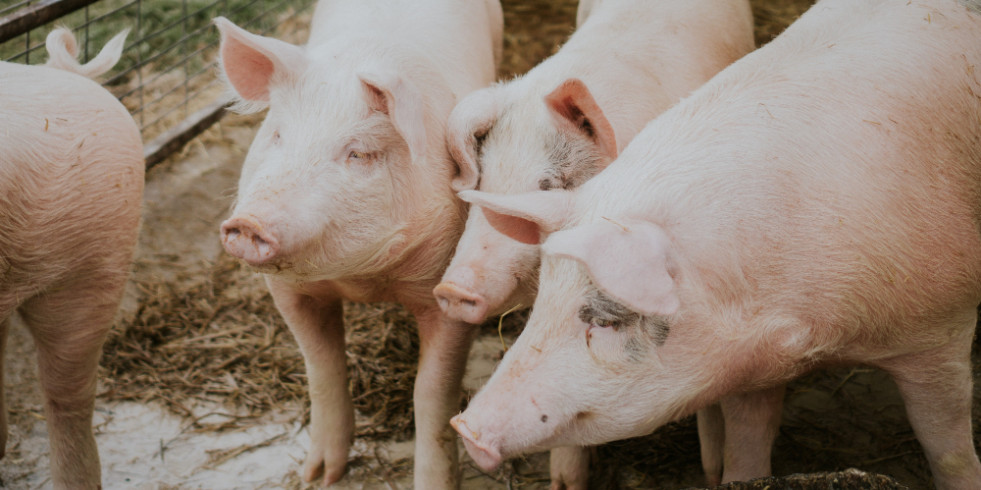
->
449, 190, 714, 469
215, 17, 460, 280
434, 79, 616, 324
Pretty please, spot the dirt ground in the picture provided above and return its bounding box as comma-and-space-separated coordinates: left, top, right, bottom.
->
3, 0, 979, 489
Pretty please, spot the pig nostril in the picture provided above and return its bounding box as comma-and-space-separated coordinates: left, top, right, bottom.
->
540, 414, 548, 423
221, 217, 279, 264
434, 282, 490, 323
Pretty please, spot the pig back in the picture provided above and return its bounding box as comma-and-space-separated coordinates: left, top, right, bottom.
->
580, 0, 981, 349
0, 62, 144, 301
305, 0, 500, 96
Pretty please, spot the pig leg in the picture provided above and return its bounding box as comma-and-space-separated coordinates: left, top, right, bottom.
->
720, 385, 785, 483
549, 445, 590, 490
880, 314, 981, 490
19, 286, 117, 489
411, 307, 477, 489
0, 316, 8, 459
266, 278, 353, 485
697, 404, 724, 486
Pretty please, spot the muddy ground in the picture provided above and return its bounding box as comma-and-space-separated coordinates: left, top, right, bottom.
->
3, 0, 979, 489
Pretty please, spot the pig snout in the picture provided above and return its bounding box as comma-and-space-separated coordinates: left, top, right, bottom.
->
433, 275, 490, 324
220, 216, 280, 265
450, 414, 503, 471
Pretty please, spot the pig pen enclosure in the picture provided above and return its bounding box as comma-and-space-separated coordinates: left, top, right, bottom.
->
0, 0, 977, 488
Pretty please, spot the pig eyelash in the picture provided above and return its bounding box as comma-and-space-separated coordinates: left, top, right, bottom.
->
587, 318, 620, 330
347, 150, 376, 162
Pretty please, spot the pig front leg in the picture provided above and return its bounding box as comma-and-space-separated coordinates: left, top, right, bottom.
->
549, 445, 590, 490
266, 278, 353, 485
411, 307, 478, 489
696, 389, 783, 487
880, 312, 981, 490
19, 287, 117, 489
719, 386, 785, 484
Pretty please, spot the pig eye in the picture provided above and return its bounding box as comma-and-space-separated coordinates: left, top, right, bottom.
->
589, 319, 620, 330
346, 150, 377, 164
272, 130, 281, 144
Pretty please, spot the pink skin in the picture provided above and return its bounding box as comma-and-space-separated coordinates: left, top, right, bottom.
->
215, 0, 501, 487
1, 29, 143, 490
436, 2, 755, 485
451, 1, 981, 489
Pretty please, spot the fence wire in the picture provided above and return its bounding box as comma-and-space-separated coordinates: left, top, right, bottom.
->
0, 0, 317, 168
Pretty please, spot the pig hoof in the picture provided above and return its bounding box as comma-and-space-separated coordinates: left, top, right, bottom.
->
550, 480, 587, 490
301, 453, 347, 486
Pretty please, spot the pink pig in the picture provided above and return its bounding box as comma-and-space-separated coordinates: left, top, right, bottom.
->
433, 0, 757, 486
0, 28, 142, 490
215, 0, 501, 487
434, 0, 754, 330
451, 0, 981, 489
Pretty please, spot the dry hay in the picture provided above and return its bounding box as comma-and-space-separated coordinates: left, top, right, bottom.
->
704, 468, 908, 489
750, 0, 813, 46
100, 253, 424, 442
498, 0, 578, 77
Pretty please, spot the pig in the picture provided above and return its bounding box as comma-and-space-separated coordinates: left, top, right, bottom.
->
214, 0, 501, 487
0, 28, 142, 490
450, 0, 981, 489
434, 0, 755, 329
431, 0, 757, 486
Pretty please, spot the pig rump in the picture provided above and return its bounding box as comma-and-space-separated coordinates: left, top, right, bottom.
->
1, 28, 143, 490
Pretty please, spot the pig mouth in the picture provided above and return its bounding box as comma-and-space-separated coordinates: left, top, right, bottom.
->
451, 416, 504, 471
240, 260, 288, 274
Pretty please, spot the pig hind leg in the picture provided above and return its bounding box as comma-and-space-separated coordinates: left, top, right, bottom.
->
0, 316, 8, 459
549, 445, 590, 490
18, 282, 121, 489
266, 279, 353, 485
880, 311, 981, 490
719, 385, 785, 483
412, 308, 478, 489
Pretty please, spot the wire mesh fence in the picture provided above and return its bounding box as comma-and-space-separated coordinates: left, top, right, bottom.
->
0, 0, 317, 167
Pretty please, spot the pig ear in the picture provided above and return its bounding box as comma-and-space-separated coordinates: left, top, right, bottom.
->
359, 72, 427, 163
215, 17, 306, 105
447, 89, 502, 192
543, 220, 679, 317
459, 189, 574, 245
544, 78, 617, 164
